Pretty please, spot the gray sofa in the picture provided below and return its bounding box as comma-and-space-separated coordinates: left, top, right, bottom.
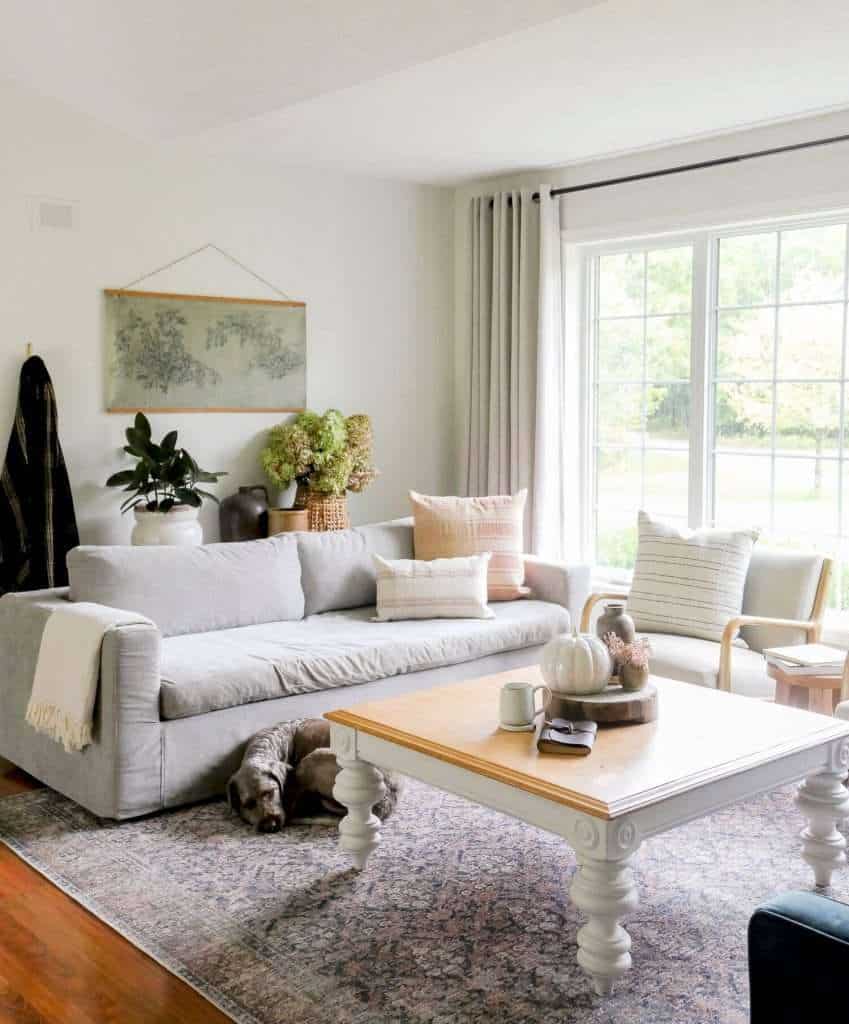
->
0, 518, 589, 820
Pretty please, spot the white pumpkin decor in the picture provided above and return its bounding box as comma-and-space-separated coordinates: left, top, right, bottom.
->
541, 629, 612, 696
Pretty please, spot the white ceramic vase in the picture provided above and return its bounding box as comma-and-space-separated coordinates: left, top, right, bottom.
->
131, 506, 203, 546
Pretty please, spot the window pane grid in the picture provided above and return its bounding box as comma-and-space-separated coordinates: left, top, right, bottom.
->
588, 219, 849, 608
592, 245, 693, 569
711, 223, 849, 601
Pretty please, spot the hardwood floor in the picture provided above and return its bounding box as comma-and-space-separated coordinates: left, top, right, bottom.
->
0, 769, 230, 1024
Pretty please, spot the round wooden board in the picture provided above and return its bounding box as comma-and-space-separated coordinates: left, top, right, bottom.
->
550, 680, 658, 725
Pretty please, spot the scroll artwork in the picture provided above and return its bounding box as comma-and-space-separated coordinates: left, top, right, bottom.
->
104, 289, 306, 412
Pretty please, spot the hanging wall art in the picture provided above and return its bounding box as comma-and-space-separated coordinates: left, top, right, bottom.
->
104, 289, 307, 413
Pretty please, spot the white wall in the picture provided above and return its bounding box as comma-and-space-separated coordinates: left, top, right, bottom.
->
452, 109, 849, 491
0, 79, 454, 544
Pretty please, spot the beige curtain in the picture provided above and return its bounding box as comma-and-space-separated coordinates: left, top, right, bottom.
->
465, 187, 566, 558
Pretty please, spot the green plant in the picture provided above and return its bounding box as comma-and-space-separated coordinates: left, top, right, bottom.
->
106, 412, 226, 513
261, 409, 378, 497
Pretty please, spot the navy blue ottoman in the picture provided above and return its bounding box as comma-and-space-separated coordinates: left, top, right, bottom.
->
749, 891, 849, 1022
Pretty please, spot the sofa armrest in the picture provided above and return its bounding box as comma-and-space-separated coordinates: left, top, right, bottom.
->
749, 891, 849, 1023
718, 614, 818, 693
523, 558, 592, 628
0, 590, 163, 818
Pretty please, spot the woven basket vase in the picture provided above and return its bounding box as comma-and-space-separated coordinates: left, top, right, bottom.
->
306, 492, 350, 532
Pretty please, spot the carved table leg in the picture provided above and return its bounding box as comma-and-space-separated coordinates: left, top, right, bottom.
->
332, 755, 386, 870
570, 853, 639, 996
797, 761, 849, 887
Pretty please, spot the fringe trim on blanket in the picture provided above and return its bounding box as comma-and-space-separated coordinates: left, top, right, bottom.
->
25, 701, 92, 753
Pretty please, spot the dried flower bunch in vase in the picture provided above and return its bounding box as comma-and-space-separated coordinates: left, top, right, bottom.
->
603, 633, 652, 692
261, 409, 378, 530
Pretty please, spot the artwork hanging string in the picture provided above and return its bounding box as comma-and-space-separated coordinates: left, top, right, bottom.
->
120, 243, 292, 300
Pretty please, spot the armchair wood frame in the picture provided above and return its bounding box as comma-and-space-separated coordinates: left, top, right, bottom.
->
842, 653, 849, 704
578, 559, 834, 695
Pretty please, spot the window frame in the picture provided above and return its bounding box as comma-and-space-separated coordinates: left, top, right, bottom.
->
581, 210, 849, 596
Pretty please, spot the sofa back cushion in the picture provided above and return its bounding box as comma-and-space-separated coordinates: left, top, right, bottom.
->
740, 548, 825, 652
67, 535, 304, 637
296, 518, 414, 616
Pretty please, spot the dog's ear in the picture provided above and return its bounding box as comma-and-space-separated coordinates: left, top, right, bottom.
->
227, 777, 241, 813
266, 762, 289, 796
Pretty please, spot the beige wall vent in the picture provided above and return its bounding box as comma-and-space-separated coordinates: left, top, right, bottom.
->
29, 197, 79, 232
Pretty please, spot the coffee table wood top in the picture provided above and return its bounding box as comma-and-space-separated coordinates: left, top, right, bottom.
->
326, 667, 849, 820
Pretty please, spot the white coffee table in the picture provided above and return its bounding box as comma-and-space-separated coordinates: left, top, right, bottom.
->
325, 669, 849, 996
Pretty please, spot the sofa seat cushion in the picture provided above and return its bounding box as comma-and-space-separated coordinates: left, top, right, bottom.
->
159, 600, 570, 720
646, 632, 773, 699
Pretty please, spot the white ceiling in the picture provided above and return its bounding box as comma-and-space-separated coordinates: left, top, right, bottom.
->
3, 0, 849, 184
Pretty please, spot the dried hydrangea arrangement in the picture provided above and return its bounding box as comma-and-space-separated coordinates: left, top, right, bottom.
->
604, 633, 652, 692
261, 409, 378, 498
603, 633, 652, 669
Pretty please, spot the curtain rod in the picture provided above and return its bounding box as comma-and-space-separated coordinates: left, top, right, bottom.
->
488, 133, 849, 206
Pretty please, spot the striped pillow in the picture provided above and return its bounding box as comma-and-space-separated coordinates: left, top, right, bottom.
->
410, 491, 528, 601
372, 553, 494, 622
628, 511, 759, 643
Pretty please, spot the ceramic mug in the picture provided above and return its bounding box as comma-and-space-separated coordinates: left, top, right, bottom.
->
499, 680, 552, 730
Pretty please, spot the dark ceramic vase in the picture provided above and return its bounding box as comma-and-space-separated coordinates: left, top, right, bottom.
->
219, 485, 269, 542
596, 600, 635, 677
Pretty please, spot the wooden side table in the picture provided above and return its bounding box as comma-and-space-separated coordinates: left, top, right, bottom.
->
767, 659, 849, 716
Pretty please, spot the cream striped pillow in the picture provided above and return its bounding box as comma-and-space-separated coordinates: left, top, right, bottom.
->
410, 490, 528, 601
628, 511, 759, 643
372, 553, 494, 622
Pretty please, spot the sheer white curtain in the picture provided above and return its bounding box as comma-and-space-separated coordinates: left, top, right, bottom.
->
465, 187, 567, 559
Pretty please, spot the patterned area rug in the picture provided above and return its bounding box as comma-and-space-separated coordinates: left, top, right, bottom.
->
0, 780, 846, 1024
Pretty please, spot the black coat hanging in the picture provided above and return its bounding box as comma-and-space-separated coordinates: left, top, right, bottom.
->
0, 354, 79, 594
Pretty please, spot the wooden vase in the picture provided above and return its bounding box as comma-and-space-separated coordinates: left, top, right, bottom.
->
268, 508, 309, 535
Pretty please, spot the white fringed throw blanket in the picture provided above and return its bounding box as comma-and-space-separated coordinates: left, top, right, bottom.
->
26, 602, 153, 752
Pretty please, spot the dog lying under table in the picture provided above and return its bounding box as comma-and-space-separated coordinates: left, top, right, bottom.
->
227, 718, 400, 832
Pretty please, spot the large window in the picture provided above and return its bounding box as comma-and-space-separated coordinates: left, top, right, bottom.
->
587, 215, 849, 609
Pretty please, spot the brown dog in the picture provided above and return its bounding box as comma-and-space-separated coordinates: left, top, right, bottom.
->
227, 718, 400, 832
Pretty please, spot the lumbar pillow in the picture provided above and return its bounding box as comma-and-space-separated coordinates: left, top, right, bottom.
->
409, 490, 528, 601
372, 553, 494, 622
627, 511, 759, 643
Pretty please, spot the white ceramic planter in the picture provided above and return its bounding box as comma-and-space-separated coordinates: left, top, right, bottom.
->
132, 506, 203, 546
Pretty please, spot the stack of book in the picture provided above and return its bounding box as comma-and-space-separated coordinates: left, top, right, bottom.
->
763, 643, 846, 677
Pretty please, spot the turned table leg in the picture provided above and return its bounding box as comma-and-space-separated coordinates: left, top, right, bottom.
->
332, 755, 386, 870
570, 853, 639, 996
797, 766, 849, 887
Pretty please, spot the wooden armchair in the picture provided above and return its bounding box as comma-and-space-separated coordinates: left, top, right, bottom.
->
581, 555, 833, 696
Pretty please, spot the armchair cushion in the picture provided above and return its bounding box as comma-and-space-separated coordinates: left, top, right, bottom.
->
740, 548, 824, 652
646, 632, 773, 699
628, 511, 759, 643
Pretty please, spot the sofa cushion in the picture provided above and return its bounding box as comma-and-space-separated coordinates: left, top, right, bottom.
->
410, 491, 529, 601
646, 632, 773, 699
68, 536, 304, 638
159, 599, 570, 720
373, 552, 494, 621
296, 517, 413, 616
